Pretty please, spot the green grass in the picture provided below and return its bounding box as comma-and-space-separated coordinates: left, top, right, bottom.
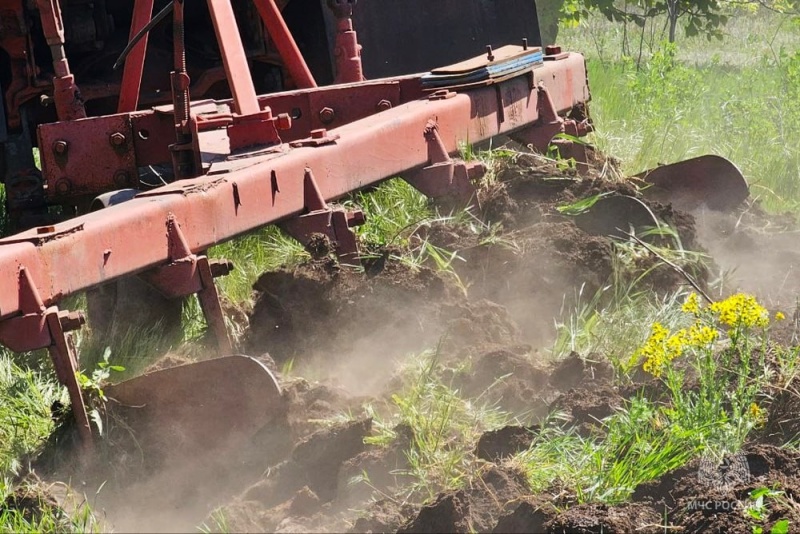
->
363, 347, 512, 501
0, 355, 62, 476
513, 396, 700, 504
561, 8, 800, 211
209, 226, 309, 306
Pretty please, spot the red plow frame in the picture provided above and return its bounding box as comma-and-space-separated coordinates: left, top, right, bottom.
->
0, 0, 592, 449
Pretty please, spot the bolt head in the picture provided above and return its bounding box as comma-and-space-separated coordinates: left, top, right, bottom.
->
109, 132, 127, 147
377, 100, 392, 112
318, 107, 335, 125
55, 179, 71, 195
276, 113, 292, 130
53, 140, 68, 155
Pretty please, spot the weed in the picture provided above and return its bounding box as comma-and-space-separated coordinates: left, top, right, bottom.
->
75, 347, 125, 435
0, 355, 61, 476
745, 487, 792, 534
199, 509, 231, 534
631, 292, 775, 451
556, 192, 613, 216
513, 397, 698, 504
364, 349, 510, 501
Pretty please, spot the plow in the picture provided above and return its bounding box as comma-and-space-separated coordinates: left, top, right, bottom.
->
0, 0, 749, 458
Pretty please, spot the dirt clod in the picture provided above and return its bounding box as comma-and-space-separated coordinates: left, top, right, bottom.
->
475, 425, 538, 462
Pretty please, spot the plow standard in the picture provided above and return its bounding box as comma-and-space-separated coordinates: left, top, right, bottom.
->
0, 0, 747, 457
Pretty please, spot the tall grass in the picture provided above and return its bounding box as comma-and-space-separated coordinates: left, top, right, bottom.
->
514, 397, 700, 504
0, 354, 61, 476
561, 8, 800, 211
364, 348, 512, 501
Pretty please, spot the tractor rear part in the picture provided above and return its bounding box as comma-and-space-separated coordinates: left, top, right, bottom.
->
0, 0, 751, 460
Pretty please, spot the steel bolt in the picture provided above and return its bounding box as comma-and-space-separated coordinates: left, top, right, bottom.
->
55, 179, 72, 195
486, 45, 495, 61
53, 140, 68, 155
109, 132, 127, 147
58, 310, 86, 331
276, 113, 292, 130
310, 128, 327, 139
318, 107, 335, 125
376, 99, 392, 112
210, 259, 235, 278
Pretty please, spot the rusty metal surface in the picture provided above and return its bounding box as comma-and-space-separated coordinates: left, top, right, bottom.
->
39, 114, 138, 203
117, 0, 155, 113
0, 55, 589, 325
637, 155, 749, 212
104, 356, 283, 460
40, 80, 409, 204
207, 0, 261, 116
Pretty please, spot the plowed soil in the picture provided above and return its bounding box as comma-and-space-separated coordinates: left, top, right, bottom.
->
26, 151, 800, 533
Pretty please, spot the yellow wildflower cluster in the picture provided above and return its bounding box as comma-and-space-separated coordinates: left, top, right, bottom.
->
636, 293, 771, 378
687, 323, 718, 346
681, 292, 701, 315
709, 293, 769, 329
638, 322, 694, 378
637, 302, 719, 377
748, 402, 768, 429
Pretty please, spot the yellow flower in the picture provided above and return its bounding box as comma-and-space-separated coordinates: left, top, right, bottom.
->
681, 292, 701, 315
666, 328, 689, 360
650, 322, 669, 342
748, 403, 768, 428
709, 293, 769, 330
637, 323, 690, 378
687, 324, 718, 348
776, 311, 786, 321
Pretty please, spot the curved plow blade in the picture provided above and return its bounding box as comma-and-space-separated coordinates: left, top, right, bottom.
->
104, 355, 283, 461
636, 155, 749, 212
574, 195, 661, 238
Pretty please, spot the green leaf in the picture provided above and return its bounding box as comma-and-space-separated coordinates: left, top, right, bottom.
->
750, 487, 771, 500
556, 192, 613, 216
771, 519, 789, 534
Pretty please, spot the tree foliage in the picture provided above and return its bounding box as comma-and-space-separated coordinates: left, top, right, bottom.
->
561, 0, 800, 43
561, 0, 730, 42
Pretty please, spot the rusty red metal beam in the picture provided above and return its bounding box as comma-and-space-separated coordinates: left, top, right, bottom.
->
117, 0, 156, 113
207, 0, 261, 116
0, 54, 588, 326
253, 0, 317, 89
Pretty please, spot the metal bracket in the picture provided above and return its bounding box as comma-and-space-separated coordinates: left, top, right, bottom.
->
140, 216, 234, 353
0, 268, 92, 451
402, 120, 483, 209
508, 83, 563, 151
509, 84, 592, 154
279, 168, 364, 262
289, 128, 340, 148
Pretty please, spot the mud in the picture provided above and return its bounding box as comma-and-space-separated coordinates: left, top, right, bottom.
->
32, 149, 800, 532
246, 257, 458, 396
